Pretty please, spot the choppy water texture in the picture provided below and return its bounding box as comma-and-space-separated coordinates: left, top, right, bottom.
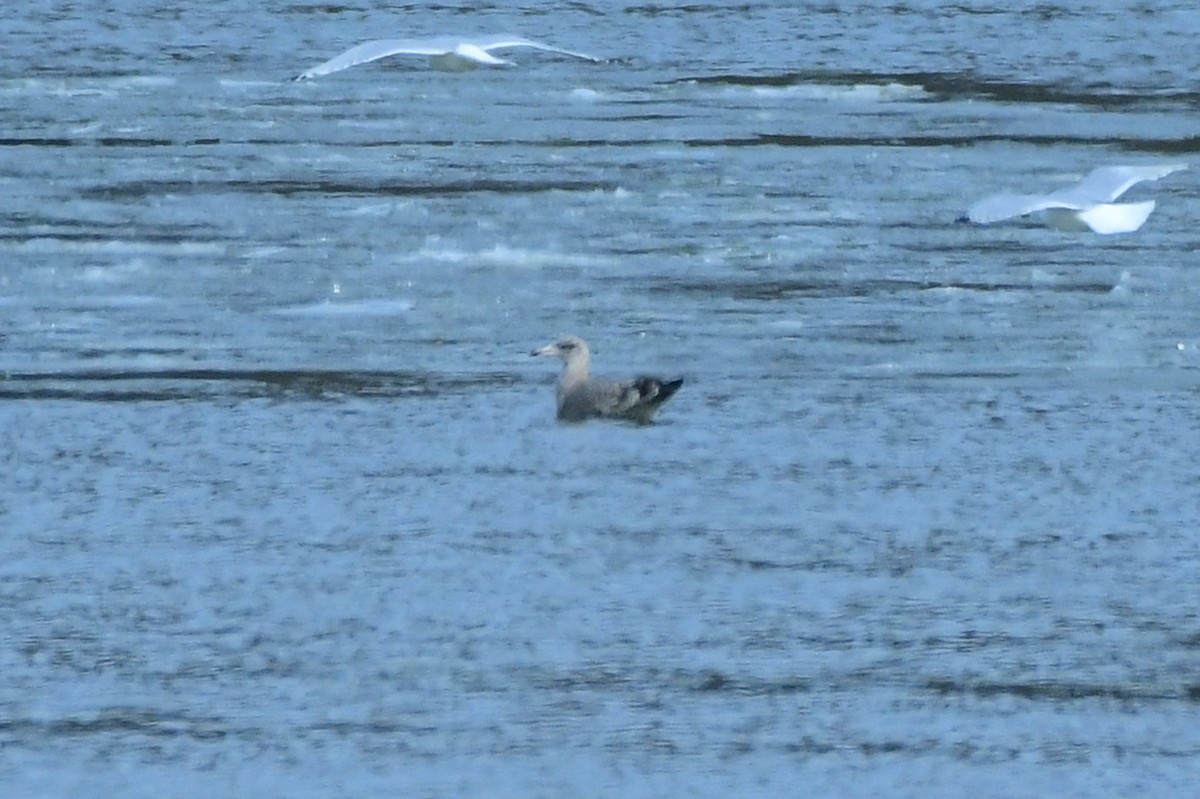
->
3, 1, 1200, 797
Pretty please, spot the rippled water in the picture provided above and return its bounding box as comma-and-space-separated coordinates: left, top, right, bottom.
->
3, 2, 1200, 797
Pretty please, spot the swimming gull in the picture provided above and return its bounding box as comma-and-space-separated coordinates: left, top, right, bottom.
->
296, 34, 603, 80
532, 336, 683, 424
962, 163, 1188, 234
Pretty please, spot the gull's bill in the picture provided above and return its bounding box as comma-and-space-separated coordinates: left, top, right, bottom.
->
296, 34, 603, 80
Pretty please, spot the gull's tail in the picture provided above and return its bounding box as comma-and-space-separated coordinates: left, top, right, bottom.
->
636, 377, 683, 409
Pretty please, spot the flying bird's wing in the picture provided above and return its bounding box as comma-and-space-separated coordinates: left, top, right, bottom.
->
474, 35, 604, 62
296, 36, 464, 80
966, 192, 1084, 224
1054, 163, 1189, 205
296, 34, 603, 79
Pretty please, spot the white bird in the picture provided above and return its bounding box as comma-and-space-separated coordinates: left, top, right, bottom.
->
296, 34, 603, 80
532, 336, 683, 425
963, 163, 1187, 234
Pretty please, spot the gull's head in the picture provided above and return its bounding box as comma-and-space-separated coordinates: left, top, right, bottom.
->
532, 335, 590, 364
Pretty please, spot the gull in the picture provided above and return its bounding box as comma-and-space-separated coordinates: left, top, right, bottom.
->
962, 163, 1188, 234
532, 336, 683, 424
295, 34, 603, 80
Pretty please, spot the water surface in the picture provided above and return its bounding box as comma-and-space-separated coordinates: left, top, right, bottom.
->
2, 2, 1199, 797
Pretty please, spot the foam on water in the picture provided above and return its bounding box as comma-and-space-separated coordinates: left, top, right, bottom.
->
393, 243, 609, 269
12, 238, 228, 256
741, 81, 930, 102
269, 298, 415, 316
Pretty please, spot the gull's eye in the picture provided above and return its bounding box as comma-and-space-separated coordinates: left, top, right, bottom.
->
560, 341, 576, 350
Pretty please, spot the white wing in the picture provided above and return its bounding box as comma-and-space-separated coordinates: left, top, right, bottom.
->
472, 35, 603, 62
296, 37, 467, 80
296, 34, 603, 80
1053, 163, 1188, 205
966, 192, 1086, 224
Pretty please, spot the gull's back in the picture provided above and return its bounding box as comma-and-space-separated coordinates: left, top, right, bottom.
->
558, 374, 683, 424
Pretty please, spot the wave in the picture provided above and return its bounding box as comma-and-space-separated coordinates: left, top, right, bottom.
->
0, 368, 519, 402
675, 69, 1200, 108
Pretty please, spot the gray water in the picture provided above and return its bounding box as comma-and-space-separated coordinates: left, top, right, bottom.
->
3, 1, 1200, 796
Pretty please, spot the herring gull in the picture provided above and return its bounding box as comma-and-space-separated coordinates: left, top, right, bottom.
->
532, 336, 683, 424
962, 163, 1188, 234
296, 34, 603, 80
